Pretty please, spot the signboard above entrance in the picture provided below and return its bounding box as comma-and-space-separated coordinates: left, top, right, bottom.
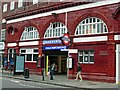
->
43, 46, 68, 50
43, 40, 61, 44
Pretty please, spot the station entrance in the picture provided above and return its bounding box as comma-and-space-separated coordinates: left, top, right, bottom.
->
44, 50, 68, 75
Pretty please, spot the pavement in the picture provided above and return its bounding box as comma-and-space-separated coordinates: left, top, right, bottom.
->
0, 69, 119, 90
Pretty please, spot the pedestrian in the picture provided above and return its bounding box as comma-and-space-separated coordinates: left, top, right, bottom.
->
7, 60, 12, 74
75, 62, 83, 81
50, 63, 55, 80
47, 66, 50, 78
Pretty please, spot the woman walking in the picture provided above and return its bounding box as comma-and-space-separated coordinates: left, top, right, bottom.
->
75, 63, 83, 81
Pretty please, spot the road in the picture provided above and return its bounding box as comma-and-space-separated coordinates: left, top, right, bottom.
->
1, 76, 90, 90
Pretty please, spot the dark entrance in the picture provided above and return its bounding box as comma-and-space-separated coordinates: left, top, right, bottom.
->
44, 50, 68, 74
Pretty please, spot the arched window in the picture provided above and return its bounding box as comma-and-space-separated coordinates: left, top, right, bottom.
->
44, 22, 68, 38
75, 17, 108, 35
20, 26, 39, 40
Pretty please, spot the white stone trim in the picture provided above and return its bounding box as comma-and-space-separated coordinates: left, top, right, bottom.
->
114, 35, 120, 40
73, 36, 107, 43
7, 0, 119, 24
7, 43, 17, 47
19, 41, 39, 46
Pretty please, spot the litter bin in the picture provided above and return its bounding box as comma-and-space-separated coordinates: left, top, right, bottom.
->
24, 68, 29, 78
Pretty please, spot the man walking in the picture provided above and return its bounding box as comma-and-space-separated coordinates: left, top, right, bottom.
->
50, 63, 55, 80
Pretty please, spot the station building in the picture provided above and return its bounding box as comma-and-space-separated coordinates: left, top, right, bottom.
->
1, 0, 120, 83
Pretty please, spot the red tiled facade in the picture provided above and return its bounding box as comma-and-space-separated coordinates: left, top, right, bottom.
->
1, 0, 120, 83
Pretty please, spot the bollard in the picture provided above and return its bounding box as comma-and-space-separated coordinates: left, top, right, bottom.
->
42, 68, 45, 81
24, 68, 29, 78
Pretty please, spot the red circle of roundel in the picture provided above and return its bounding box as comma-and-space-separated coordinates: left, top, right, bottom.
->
62, 33, 70, 46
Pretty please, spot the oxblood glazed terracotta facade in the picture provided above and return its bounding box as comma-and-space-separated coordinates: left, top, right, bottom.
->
1, 0, 120, 83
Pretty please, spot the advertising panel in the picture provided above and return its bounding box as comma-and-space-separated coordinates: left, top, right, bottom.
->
15, 56, 24, 72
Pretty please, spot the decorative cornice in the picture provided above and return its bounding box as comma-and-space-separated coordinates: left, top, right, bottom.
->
5, 2, 91, 20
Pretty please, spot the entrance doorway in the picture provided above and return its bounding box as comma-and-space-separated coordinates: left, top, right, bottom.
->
47, 55, 67, 75
44, 50, 68, 75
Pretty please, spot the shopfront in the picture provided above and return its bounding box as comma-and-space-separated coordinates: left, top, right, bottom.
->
43, 39, 68, 75
2, 0, 120, 83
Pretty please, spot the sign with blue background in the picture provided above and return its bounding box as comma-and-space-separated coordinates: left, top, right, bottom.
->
4, 57, 7, 66
43, 46, 68, 50
10, 58, 14, 65
43, 40, 61, 44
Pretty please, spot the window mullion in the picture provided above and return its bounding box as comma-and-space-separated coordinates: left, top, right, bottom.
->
88, 51, 90, 63
60, 25, 62, 36
83, 51, 85, 63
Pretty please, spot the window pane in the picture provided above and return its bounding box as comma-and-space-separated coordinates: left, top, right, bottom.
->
21, 50, 26, 53
3, 4, 7, 12
26, 54, 32, 61
80, 56, 83, 62
86, 19, 88, 23
33, 54, 38, 61
18, 0, 23, 7
86, 25, 89, 34
82, 25, 85, 34
84, 56, 88, 62
100, 23, 103, 33
76, 29, 78, 35
93, 18, 96, 22
104, 25, 107, 32
89, 25, 92, 33
84, 51, 88, 54
90, 18, 92, 23
34, 49, 38, 53
93, 24, 96, 33
97, 24, 100, 33
82, 21, 85, 24
10, 1, 15, 10
97, 19, 100, 22
33, 0, 38, 4
90, 56, 94, 62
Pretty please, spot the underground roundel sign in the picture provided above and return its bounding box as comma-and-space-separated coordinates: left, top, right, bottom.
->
60, 33, 71, 46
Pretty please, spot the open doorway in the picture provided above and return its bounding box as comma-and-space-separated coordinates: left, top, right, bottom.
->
46, 55, 67, 75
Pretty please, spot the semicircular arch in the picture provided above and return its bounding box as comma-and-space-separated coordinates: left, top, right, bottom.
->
19, 22, 40, 41
73, 12, 112, 35
43, 19, 69, 38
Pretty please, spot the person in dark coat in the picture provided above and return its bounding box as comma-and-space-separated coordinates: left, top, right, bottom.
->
75, 62, 83, 81
50, 63, 55, 80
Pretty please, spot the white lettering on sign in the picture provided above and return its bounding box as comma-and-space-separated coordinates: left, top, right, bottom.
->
43, 40, 61, 44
